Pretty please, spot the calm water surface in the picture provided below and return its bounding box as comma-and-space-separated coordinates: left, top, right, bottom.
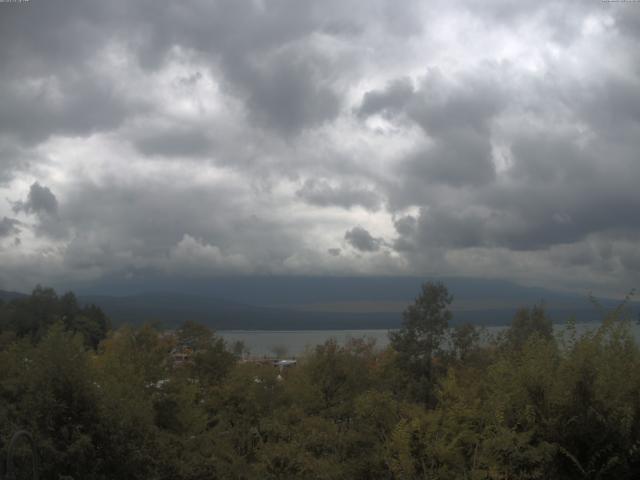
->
219, 322, 640, 357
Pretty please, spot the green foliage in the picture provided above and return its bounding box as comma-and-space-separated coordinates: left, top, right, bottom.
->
0, 286, 109, 348
389, 281, 453, 405
0, 324, 102, 479
450, 322, 482, 363
503, 304, 553, 351
1, 284, 640, 479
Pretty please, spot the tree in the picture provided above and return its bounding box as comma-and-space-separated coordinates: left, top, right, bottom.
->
389, 281, 453, 405
73, 303, 110, 349
176, 320, 215, 351
450, 322, 481, 362
232, 340, 249, 359
0, 323, 102, 479
0, 287, 110, 348
504, 305, 553, 351
302, 338, 373, 414
174, 321, 236, 384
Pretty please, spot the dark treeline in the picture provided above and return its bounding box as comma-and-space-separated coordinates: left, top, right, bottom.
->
0, 285, 110, 349
1, 283, 639, 479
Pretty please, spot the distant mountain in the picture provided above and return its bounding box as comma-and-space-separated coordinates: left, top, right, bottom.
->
5, 278, 635, 330
77, 275, 615, 306
71, 277, 638, 330
77, 292, 399, 330
0, 290, 27, 302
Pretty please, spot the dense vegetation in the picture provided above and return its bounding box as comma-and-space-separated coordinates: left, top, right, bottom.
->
1, 283, 639, 479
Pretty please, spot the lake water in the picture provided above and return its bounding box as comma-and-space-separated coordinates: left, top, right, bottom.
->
218, 322, 640, 357
219, 329, 392, 356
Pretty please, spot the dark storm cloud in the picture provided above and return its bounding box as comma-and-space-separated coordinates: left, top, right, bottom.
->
359, 69, 503, 204
358, 69, 505, 135
296, 179, 382, 211
0, 1, 147, 148
479, 118, 640, 251
393, 125, 640, 254
395, 180, 640, 257
384, 55, 640, 283
0, 0, 342, 147
120, 0, 423, 135
345, 226, 383, 252
115, 0, 349, 135
395, 205, 575, 252
0, 0, 425, 153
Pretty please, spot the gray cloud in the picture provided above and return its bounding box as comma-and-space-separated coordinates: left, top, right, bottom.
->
296, 178, 382, 211
402, 129, 495, 188
55, 176, 304, 276
507, 133, 594, 184
358, 68, 505, 134
133, 128, 214, 158
0, 142, 33, 184
359, 69, 504, 207
0, 0, 639, 295
345, 226, 383, 252
13, 183, 58, 217
11, 183, 66, 239
0, 72, 141, 146
0, 0, 146, 147
123, 0, 350, 135
240, 48, 342, 135
0, 217, 21, 238
357, 77, 415, 119
0, 0, 338, 147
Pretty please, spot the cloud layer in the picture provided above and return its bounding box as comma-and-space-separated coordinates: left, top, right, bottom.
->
0, 0, 638, 296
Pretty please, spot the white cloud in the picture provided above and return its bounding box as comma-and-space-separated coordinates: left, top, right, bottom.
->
163, 234, 252, 275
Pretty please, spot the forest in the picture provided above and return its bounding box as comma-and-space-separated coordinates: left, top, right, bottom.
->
1, 283, 639, 479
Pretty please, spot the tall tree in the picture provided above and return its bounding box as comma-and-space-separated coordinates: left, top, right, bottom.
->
389, 281, 453, 405
450, 322, 481, 362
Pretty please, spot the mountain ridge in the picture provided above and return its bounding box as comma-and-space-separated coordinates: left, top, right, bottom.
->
3, 276, 635, 330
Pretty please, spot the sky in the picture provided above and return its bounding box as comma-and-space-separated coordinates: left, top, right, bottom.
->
0, 0, 639, 296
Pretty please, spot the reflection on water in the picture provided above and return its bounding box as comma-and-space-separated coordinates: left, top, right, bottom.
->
218, 322, 640, 357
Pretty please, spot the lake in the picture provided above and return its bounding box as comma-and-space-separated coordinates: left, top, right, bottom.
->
218, 322, 640, 357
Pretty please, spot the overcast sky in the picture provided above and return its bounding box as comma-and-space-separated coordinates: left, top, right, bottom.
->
1, 0, 639, 296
